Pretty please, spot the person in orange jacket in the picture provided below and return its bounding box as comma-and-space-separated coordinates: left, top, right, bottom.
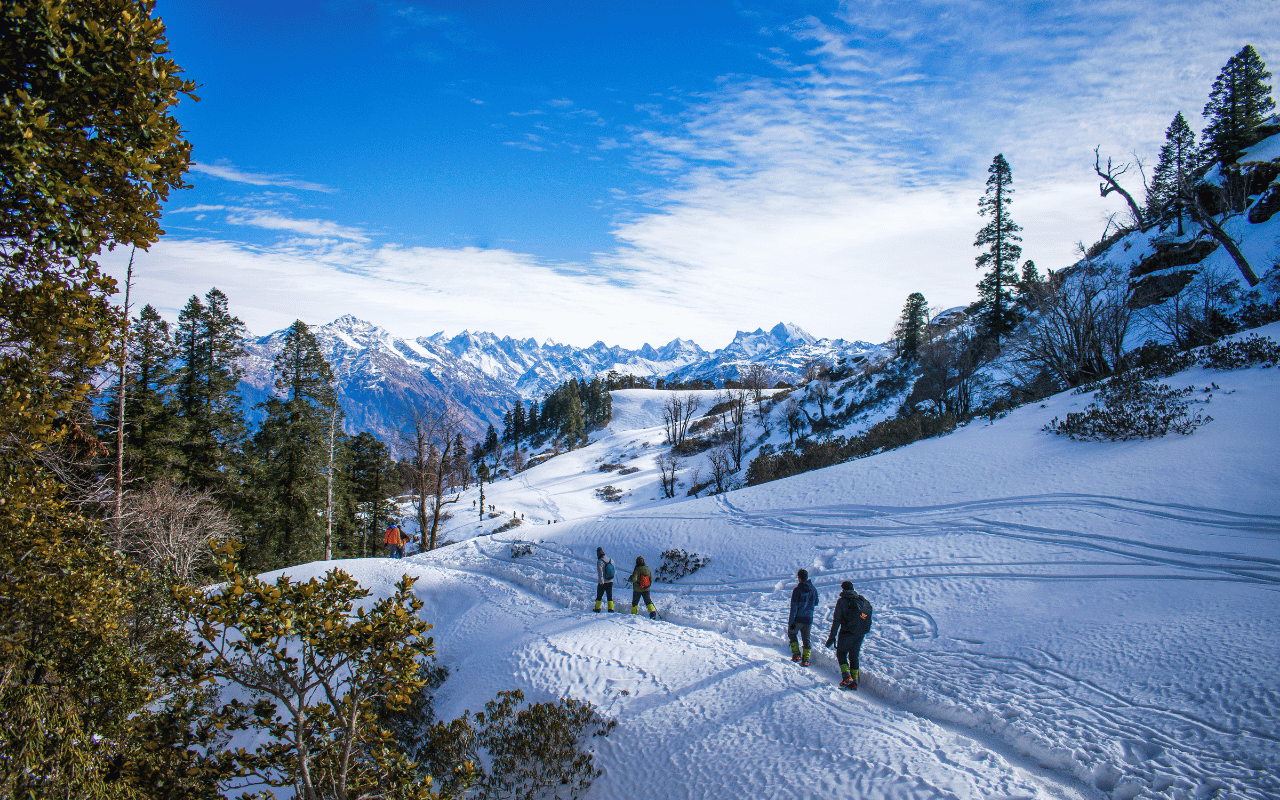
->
383, 523, 405, 559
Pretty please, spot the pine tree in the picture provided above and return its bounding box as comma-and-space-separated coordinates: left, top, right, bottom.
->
175, 288, 247, 494
559, 381, 585, 449
512, 401, 526, 443
974, 154, 1023, 343
123, 304, 185, 481
1147, 113, 1200, 234
246, 320, 338, 569
483, 423, 499, 456
894, 293, 930, 358
1202, 45, 1275, 166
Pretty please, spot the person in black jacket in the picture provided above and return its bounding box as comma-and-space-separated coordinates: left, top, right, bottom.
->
825, 580, 872, 690
787, 569, 819, 666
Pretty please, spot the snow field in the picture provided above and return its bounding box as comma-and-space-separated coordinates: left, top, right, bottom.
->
352, 325, 1280, 799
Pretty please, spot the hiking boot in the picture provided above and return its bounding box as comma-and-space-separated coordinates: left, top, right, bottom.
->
839, 675, 853, 689
800, 658, 810, 667
791, 653, 803, 662
649, 611, 657, 619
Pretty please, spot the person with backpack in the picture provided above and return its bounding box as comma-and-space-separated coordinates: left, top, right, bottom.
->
787, 569, 819, 666
594, 547, 616, 613
383, 523, 405, 559
626, 556, 656, 619
825, 581, 873, 690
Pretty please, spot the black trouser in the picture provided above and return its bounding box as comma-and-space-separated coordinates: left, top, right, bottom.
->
836, 631, 865, 672
788, 621, 812, 651
631, 589, 653, 611
595, 583, 613, 602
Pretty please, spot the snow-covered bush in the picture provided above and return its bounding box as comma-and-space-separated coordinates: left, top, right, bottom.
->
510, 541, 533, 558
1045, 372, 1210, 440
595, 485, 622, 502
656, 548, 710, 582
1198, 334, 1280, 369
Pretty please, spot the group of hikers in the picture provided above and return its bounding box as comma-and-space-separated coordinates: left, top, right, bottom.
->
383, 523, 414, 559
787, 568, 873, 690
593, 551, 872, 691
593, 547, 657, 618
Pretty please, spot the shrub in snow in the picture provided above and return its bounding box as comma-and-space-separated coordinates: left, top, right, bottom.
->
495, 514, 523, 533
405, 690, 614, 800
510, 541, 533, 558
1198, 334, 1280, 369
1045, 372, 1210, 440
656, 548, 710, 582
617, 465, 640, 475
595, 485, 623, 502
598, 462, 622, 472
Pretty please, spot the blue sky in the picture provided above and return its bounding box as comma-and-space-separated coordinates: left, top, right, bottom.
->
109, 0, 1278, 348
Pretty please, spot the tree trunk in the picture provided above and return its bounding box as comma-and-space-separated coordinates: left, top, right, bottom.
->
113, 249, 135, 550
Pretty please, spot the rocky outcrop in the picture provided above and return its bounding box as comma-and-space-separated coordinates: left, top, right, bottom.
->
1128, 270, 1197, 309
1249, 182, 1280, 224
1131, 240, 1218, 278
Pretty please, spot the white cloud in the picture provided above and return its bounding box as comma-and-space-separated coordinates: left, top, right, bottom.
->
190, 161, 337, 193
223, 211, 371, 242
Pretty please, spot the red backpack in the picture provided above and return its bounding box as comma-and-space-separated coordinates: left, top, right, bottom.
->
638, 571, 651, 590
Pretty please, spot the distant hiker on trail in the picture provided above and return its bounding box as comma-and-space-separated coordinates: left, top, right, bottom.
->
825, 581, 873, 690
594, 547, 616, 613
788, 569, 819, 667
626, 556, 656, 619
383, 523, 405, 559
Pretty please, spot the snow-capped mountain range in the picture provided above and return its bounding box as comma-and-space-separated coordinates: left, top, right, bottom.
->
239, 316, 875, 442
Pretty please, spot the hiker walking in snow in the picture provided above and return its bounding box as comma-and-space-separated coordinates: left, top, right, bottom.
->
626, 556, 656, 619
594, 547, 616, 612
383, 523, 405, 559
825, 581, 873, 690
788, 569, 819, 666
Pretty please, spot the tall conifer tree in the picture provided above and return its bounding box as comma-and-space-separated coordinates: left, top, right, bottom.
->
1147, 113, 1200, 234
974, 154, 1023, 343
246, 320, 338, 569
1202, 45, 1275, 166
175, 287, 247, 494
123, 304, 184, 480
895, 293, 930, 358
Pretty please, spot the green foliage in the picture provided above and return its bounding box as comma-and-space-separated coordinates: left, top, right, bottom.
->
894, 292, 929, 357
1, 1, 199, 794
974, 154, 1024, 342
175, 289, 248, 496
509, 542, 533, 558
396, 689, 614, 800
175, 545, 447, 800
1197, 334, 1280, 369
1146, 112, 1200, 234
1045, 372, 1210, 441
243, 320, 340, 570
1202, 45, 1275, 166
122, 304, 186, 481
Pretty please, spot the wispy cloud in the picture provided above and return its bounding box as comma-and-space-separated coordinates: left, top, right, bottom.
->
224, 211, 371, 242
190, 162, 337, 193
170, 205, 371, 242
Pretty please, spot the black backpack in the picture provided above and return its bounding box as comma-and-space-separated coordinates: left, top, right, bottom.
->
853, 594, 873, 632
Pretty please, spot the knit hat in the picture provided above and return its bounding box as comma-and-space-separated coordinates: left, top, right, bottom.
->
841, 580, 853, 590
797, 569, 808, 581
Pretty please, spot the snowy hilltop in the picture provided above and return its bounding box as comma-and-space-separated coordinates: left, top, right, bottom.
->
239, 316, 874, 440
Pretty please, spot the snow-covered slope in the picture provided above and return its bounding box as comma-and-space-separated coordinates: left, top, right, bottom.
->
278, 322, 1280, 800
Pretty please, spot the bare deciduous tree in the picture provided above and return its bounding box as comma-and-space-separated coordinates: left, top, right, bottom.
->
1011, 261, 1132, 388
716, 390, 749, 471
783, 399, 805, 444
657, 452, 681, 499
661, 392, 701, 446
122, 479, 234, 582
810, 377, 832, 423
706, 445, 734, 495
1142, 264, 1239, 350
1185, 175, 1259, 287
397, 402, 465, 551
1095, 147, 1149, 231
741, 364, 772, 404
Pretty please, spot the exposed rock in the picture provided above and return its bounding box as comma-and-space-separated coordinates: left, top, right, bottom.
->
1128, 270, 1198, 309
1249, 182, 1280, 224
1131, 239, 1219, 278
